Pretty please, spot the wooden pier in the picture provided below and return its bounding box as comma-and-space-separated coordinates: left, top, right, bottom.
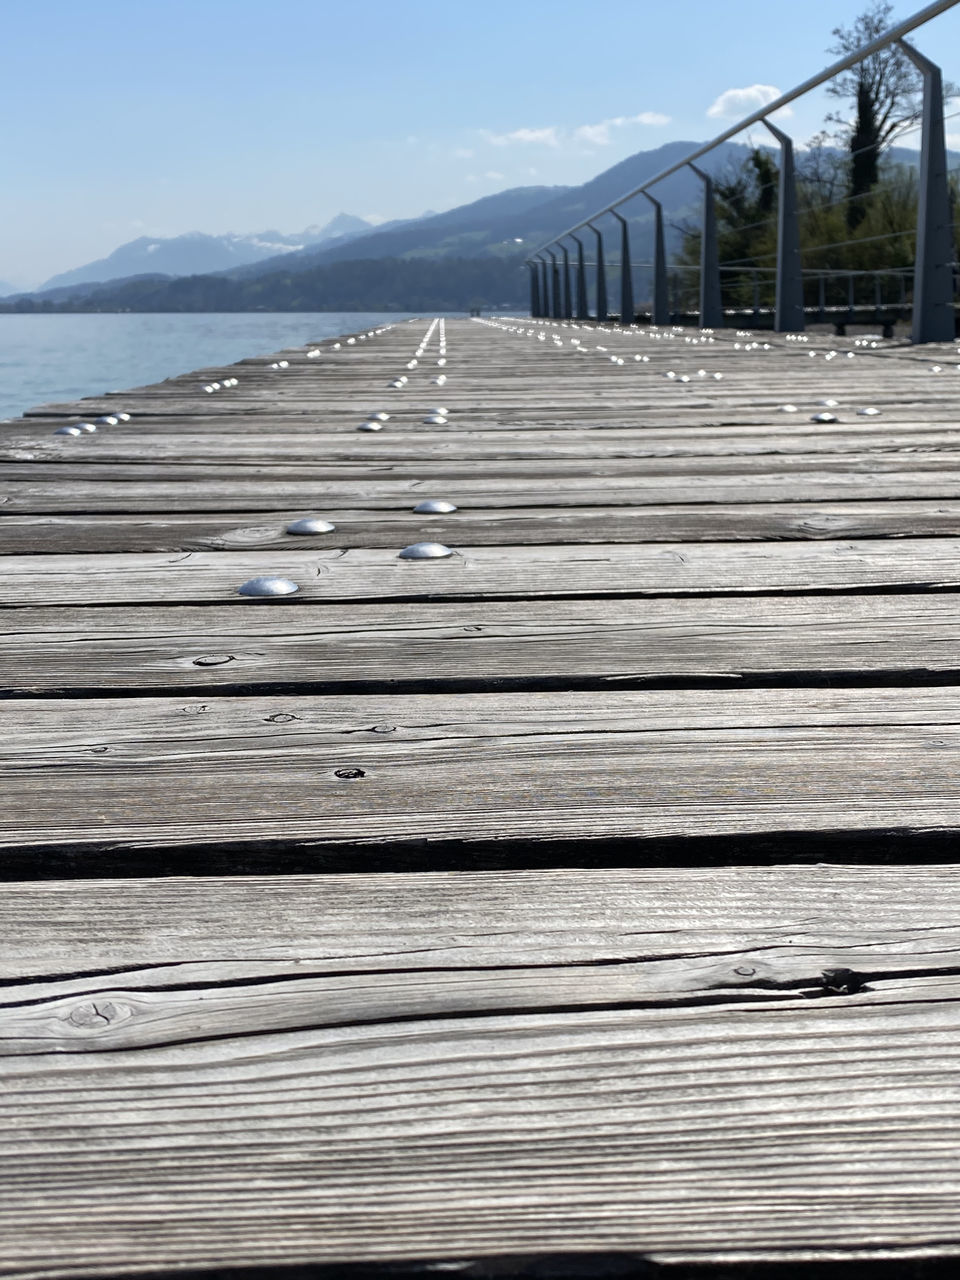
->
4, 315, 960, 1277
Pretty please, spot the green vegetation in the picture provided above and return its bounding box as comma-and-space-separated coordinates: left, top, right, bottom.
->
672, 145, 952, 312
0, 255, 528, 314
825, 1, 956, 229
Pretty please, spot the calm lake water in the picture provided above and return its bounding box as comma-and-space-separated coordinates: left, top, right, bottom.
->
0, 312, 427, 420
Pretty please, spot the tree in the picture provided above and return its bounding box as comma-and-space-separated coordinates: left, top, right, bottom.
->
674, 148, 780, 311
825, 2, 956, 228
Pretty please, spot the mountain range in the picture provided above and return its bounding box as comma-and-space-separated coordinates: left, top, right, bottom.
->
2, 139, 942, 313
36, 213, 377, 292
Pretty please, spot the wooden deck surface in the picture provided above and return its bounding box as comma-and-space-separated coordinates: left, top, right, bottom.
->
4, 315, 960, 1278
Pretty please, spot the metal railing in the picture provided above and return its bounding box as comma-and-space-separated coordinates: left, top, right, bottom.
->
526, 0, 959, 343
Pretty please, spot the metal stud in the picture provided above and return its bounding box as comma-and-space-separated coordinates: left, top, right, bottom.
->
96, 415, 119, 425
53, 425, 83, 436
857, 406, 881, 416
779, 404, 799, 413
810, 412, 838, 423
413, 500, 458, 514
368, 411, 390, 421
286, 517, 337, 535
237, 576, 300, 596
115, 412, 131, 421
399, 542, 454, 559
423, 414, 448, 424
357, 421, 383, 432
76, 422, 98, 433
431, 406, 449, 415
818, 399, 839, 407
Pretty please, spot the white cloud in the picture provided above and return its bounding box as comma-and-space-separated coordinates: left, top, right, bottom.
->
484, 170, 505, 180
574, 122, 614, 146
706, 84, 792, 120
452, 147, 474, 159
482, 126, 561, 147
481, 112, 669, 151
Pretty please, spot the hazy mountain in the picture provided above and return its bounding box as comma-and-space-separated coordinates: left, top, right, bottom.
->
10, 274, 174, 305
223, 185, 572, 281
39, 214, 375, 291
9, 137, 947, 315
205, 146, 750, 285
7, 256, 528, 314
219, 139, 945, 284
0, 281, 16, 297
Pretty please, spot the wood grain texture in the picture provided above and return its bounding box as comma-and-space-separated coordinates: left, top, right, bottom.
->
8, 317, 960, 1275
3, 867, 960, 1275
3, 593, 960, 692
5, 688, 960, 852
10, 427, 960, 462
6, 537, 960, 606
9, 471, 960, 514
5, 500, 960, 555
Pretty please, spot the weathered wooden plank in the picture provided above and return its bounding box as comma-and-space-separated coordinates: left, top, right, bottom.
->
5, 688, 960, 853
10, 426, 960, 460
11, 451, 960, 482
3, 593, 959, 692
3, 1000, 960, 1273
7, 316, 960, 1277
6, 538, 960, 606
4, 863, 959, 978
8, 471, 960, 513
2, 866, 960, 1273
4, 501, 960, 555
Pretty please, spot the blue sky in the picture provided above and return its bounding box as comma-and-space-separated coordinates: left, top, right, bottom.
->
4, 0, 960, 287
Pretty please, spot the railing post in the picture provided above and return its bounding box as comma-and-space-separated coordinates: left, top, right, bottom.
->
546, 249, 562, 320
898, 39, 955, 343
688, 163, 723, 328
527, 261, 540, 316
538, 256, 550, 318
640, 192, 669, 325
762, 119, 805, 333
587, 222, 608, 322
570, 235, 590, 320
611, 211, 635, 325
559, 242, 573, 320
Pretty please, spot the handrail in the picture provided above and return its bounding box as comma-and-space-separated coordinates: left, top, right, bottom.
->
527, 0, 959, 258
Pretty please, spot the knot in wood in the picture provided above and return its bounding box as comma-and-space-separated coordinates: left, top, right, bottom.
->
334, 767, 366, 779
68, 1001, 121, 1029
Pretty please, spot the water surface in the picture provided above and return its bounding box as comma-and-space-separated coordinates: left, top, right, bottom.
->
0, 312, 424, 419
